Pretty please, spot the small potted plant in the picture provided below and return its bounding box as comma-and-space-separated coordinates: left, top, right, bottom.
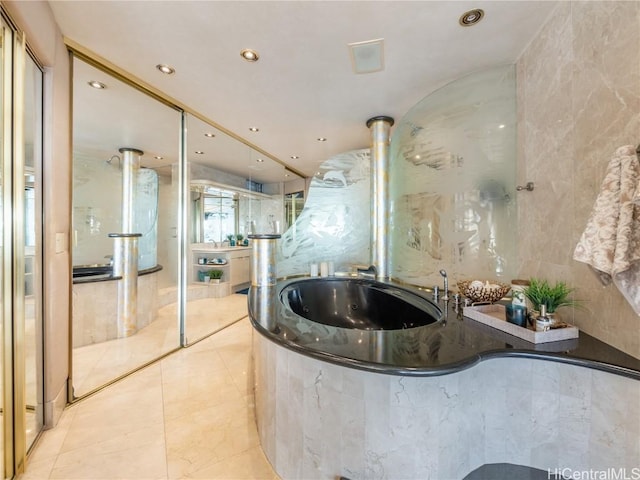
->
226, 234, 236, 247
208, 269, 224, 284
522, 278, 581, 323
236, 234, 244, 246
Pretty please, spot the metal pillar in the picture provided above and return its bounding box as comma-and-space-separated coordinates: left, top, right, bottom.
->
109, 232, 142, 337
366, 116, 394, 280
248, 234, 281, 332
111, 147, 144, 338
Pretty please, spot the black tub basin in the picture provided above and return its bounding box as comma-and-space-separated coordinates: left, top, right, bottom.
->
280, 278, 442, 330
73, 264, 112, 279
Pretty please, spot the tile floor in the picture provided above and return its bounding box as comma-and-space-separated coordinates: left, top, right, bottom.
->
73, 293, 251, 398
20, 316, 280, 480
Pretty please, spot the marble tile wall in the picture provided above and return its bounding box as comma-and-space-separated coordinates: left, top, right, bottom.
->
254, 334, 640, 479
517, 1, 640, 358
72, 272, 159, 347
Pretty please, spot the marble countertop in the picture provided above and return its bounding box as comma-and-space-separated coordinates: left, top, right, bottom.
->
248, 278, 640, 380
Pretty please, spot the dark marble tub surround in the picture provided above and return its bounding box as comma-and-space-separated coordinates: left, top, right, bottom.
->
72, 264, 162, 284
249, 278, 640, 380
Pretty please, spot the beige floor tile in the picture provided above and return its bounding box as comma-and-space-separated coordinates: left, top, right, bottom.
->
165, 396, 260, 479
49, 441, 168, 480
21, 314, 279, 480
19, 455, 58, 480
181, 446, 280, 480
60, 371, 166, 458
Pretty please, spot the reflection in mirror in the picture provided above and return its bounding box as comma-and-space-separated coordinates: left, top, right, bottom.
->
25, 47, 44, 455
184, 114, 296, 344
71, 55, 182, 398
284, 191, 305, 231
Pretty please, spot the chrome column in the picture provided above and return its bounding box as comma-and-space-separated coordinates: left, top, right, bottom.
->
249, 234, 280, 332
109, 232, 142, 337
111, 147, 143, 337
366, 116, 394, 280
250, 234, 280, 287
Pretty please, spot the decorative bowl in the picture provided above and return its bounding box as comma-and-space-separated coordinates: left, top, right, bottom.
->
457, 280, 511, 305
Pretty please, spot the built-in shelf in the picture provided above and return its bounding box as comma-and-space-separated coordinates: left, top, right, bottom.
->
190, 244, 251, 291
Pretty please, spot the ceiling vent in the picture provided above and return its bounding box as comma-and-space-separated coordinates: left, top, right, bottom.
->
348, 38, 385, 74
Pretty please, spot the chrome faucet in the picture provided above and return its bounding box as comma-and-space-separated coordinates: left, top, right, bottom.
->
439, 269, 449, 301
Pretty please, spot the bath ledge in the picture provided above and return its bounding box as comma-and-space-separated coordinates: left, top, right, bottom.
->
248, 280, 640, 381
72, 264, 163, 284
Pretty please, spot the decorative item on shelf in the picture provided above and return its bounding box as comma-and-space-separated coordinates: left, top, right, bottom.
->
464, 304, 579, 343
207, 257, 227, 265
226, 234, 236, 247
535, 304, 552, 332
521, 277, 582, 325
198, 270, 209, 282
510, 279, 530, 307
457, 279, 511, 305
208, 269, 224, 284
236, 234, 244, 246
505, 303, 528, 327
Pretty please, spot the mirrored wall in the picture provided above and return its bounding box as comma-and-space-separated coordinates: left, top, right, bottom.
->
184, 114, 288, 344
70, 52, 303, 398
71, 56, 183, 398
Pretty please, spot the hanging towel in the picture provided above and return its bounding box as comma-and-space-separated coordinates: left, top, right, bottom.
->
573, 145, 640, 315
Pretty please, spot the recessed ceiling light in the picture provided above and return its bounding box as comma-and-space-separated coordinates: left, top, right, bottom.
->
284, 173, 290, 177
204, 132, 215, 138
256, 158, 264, 163
154, 155, 163, 160
88, 80, 106, 89
459, 9, 484, 27
317, 137, 327, 142
498, 124, 506, 129
249, 127, 259, 132
240, 49, 259, 62
290, 155, 299, 160
195, 151, 204, 154
156, 64, 175, 75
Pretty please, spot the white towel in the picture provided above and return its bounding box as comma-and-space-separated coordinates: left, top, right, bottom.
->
573, 145, 640, 315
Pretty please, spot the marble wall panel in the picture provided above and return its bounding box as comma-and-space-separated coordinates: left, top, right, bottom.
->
253, 336, 640, 479
71, 272, 160, 347
517, 1, 640, 358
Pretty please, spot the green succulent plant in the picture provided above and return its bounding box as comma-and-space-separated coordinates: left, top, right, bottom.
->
208, 269, 224, 280
522, 278, 580, 313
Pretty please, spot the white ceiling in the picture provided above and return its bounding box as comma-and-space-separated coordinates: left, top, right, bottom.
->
50, 0, 558, 180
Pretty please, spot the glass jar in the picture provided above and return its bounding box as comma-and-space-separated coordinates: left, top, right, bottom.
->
511, 279, 529, 307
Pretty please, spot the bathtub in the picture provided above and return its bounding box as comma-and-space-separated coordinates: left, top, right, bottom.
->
280, 277, 441, 330
72, 264, 163, 347
249, 276, 640, 479
72, 264, 113, 280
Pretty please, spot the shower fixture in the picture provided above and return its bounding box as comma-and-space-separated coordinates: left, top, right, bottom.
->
106, 154, 121, 167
